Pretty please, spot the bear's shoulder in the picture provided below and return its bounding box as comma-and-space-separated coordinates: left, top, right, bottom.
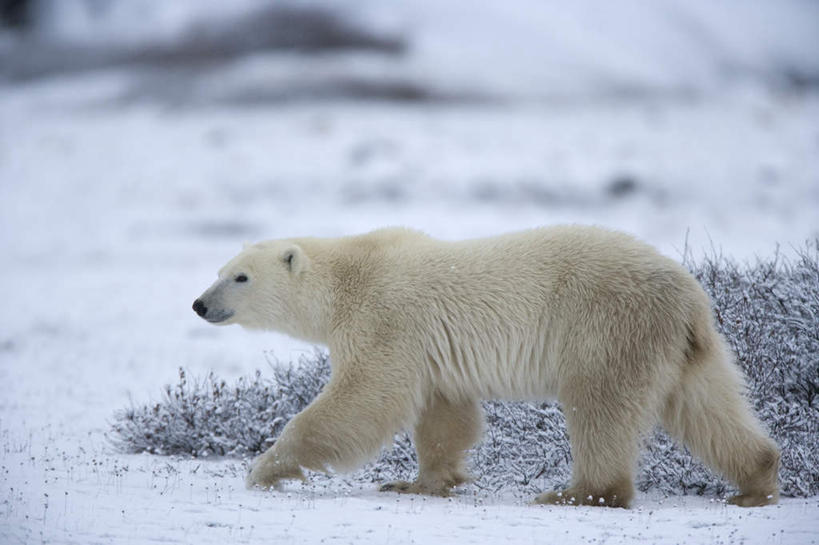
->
340, 227, 431, 255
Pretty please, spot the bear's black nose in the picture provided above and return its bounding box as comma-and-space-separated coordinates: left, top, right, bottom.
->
192, 299, 207, 317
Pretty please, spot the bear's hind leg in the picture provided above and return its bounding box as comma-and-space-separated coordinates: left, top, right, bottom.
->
380, 393, 483, 496
661, 340, 779, 507
535, 380, 646, 508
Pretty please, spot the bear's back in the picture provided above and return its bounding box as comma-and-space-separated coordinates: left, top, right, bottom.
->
333, 226, 700, 341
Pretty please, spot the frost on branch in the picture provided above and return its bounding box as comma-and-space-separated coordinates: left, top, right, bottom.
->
112, 241, 818, 497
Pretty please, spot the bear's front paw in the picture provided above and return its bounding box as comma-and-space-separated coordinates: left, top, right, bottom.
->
246, 452, 305, 490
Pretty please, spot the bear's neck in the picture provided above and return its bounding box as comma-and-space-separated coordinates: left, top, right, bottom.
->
289, 263, 334, 345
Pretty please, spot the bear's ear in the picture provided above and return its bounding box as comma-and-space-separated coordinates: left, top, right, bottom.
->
282, 244, 309, 275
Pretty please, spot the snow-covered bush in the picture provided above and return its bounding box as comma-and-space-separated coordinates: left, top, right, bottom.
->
111, 353, 331, 458
112, 242, 818, 498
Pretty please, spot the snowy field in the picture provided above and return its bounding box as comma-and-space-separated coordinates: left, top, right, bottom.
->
2, 1, 819, 543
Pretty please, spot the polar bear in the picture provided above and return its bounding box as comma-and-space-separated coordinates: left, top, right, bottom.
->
193, 226, 779, 507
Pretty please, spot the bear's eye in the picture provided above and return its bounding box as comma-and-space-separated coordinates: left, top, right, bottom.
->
235, 274, 248, 283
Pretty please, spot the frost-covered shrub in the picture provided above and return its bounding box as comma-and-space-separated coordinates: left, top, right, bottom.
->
112, 242, 818, 497
111, 353, 330, 458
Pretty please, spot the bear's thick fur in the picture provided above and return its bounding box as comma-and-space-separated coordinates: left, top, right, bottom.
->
193, 226, 779, 507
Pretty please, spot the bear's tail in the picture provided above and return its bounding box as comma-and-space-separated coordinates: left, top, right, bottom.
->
661, 312, 780, 506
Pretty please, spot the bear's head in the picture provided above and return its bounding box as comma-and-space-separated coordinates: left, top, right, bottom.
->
193, 241, 321, 339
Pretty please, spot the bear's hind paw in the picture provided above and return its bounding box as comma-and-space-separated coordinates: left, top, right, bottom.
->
727, 492, 778, 507
534, 487, 630, 508
379, 480, 413, 493
534, 490, 581, 506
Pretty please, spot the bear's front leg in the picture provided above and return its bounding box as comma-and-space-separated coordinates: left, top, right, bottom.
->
246, 362, 414, 490
379, 392, 483, 497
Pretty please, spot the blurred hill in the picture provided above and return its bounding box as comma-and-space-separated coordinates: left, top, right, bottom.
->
1, 0, 818, 105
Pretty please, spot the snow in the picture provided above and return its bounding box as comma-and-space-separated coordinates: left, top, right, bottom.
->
4, 447, 819, 544
2, 1, 819, 543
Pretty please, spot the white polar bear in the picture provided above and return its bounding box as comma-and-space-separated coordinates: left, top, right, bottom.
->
193, 226, 779, 507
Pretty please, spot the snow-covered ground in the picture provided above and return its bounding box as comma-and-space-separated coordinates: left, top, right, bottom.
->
4, 449, 819, 544
2, 1, 819, 542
